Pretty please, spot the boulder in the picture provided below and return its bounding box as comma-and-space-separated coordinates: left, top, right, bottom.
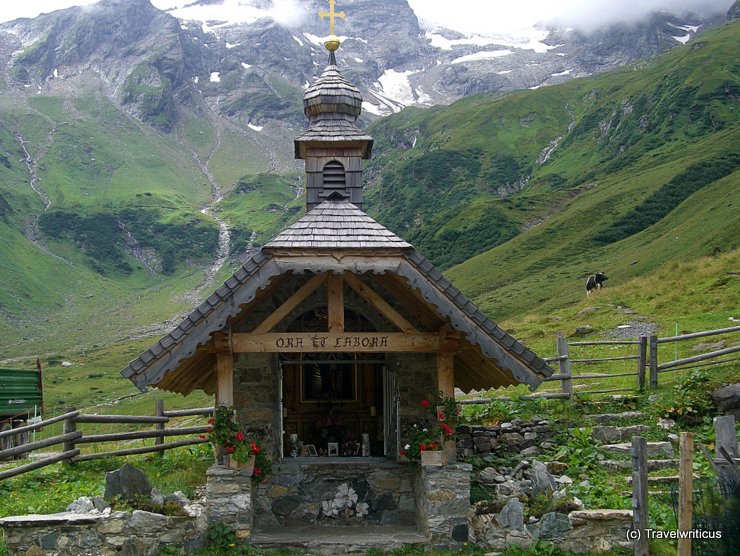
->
498, 498, 525, 530
104, 464, 153, 502
531, 460, 556, 497
710, 384, 740, 417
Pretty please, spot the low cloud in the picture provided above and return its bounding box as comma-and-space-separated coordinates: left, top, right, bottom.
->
544, 0, 733, 32
408, 0, 733, 36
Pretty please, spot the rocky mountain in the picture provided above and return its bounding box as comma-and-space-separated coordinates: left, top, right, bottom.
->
0, 0, 736, 362
0, 0, 730, 131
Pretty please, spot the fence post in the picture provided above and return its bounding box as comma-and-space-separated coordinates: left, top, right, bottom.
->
155, 400, 165, 457
636, 335, 647, 391
678, 432, 694, 556
556, 336, 573, 402
63, 407, 77, 464
631, 436, 649, 556
648, 335, 659, 389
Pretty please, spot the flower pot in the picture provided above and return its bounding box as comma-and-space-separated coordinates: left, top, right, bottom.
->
228, 454, 255, 474
420, 450, 444, 467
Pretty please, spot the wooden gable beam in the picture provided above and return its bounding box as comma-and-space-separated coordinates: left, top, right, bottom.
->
327, 274, 344, 332
344, 273, 418, 333
252, 273, 327, 334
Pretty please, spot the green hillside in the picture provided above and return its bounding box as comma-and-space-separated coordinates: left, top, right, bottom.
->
0, 20, 738, 407
364, 21, 739, 276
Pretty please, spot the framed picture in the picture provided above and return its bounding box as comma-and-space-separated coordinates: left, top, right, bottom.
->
327, 442, 339, 457
306, 444, 318, 457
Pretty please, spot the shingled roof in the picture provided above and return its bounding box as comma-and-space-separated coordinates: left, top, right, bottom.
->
121, 200, 553, 394
266, 199, 411, 249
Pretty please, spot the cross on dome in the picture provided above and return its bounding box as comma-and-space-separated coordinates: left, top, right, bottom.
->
319, 0, 345, 52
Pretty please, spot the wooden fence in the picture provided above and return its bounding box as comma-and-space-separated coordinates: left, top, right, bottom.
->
460, 324, 740, 405
631, 415, 740, 555
0, 402, 214, 481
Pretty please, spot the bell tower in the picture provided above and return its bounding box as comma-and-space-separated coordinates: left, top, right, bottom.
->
294, 2, 373, 211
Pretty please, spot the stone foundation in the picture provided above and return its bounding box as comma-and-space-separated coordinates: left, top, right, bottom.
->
205, 464, 253, 539
413, 462, 472, 547
0, 507, 206, 556
254, 458, 415, 528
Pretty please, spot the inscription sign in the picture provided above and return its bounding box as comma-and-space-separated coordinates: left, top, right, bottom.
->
231, 332, 441, 353
275, 335, 389, 350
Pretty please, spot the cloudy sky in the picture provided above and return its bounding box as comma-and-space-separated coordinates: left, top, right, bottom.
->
0, 0, 732, 34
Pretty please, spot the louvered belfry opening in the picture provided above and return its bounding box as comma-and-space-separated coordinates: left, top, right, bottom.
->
295, 49, 373, 212
322, 160, 347, 199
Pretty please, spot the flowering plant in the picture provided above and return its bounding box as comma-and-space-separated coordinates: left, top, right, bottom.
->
400, 421, 443, 462
400, 394, 459, 463
204, 405, 271, 482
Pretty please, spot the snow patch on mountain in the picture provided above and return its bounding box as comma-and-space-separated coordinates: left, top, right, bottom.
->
426, 27, 555, 54
210, 72, 220, 83
451, 50, 513, 64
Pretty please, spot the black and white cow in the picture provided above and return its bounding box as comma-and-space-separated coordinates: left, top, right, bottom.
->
586, 272, 608, 295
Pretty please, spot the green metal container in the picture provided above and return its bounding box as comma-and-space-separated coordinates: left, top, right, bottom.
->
0, 368, 43, 420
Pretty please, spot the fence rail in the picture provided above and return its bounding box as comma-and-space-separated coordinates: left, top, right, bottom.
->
0, 402, 214, 481
462, 324, 738, 406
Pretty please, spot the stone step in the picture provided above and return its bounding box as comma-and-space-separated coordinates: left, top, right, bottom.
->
601, 441, 675, 459
586, 411, 645, 424
251, 525, 427, 555
590, 425, 652, 444
602, 459, 679, 472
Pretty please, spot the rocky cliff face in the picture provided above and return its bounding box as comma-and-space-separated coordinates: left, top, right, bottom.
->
0, 0, 727, 132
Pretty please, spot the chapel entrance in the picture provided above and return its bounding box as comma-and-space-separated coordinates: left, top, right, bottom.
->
280, 353, 386, 458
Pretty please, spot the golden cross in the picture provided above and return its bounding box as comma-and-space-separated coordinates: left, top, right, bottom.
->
319, 0, 345, 36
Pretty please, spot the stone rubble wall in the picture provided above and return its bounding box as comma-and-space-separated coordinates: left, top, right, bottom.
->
0, 507, 206, 556
456, 418, 556, 459
471, 507, 633, 554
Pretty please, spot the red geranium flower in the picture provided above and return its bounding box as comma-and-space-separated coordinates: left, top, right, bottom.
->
205, 426, 213, 433
235, 431, 245, 442
253, 467, 261, 475
421, 399, 429, 408
207, 418, 216, 424
419, 443, 427, 451
399, 450, 407, 457
199, 434, 206, 439
225, 445, 235, 454
429, 442, 436, 450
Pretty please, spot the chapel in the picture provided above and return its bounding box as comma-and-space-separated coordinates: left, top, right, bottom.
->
121, 4, 553, 545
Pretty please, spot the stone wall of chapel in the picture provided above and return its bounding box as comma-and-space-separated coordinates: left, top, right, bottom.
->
233, 352, 280, 458
393, 352, 438, 448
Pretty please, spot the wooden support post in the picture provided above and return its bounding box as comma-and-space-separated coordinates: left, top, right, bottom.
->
637, 335, 647, 391
436, 353, 455, 399
714, 415, 738, 458
631, 436, 649, 556
556, 337, 573, 402
154, 399, 165, 457
216, 354, 234, 407
649, 335, 659, 389
63, 407, 77, 465
327, 274, 344, 333
678, 432, 694, 556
